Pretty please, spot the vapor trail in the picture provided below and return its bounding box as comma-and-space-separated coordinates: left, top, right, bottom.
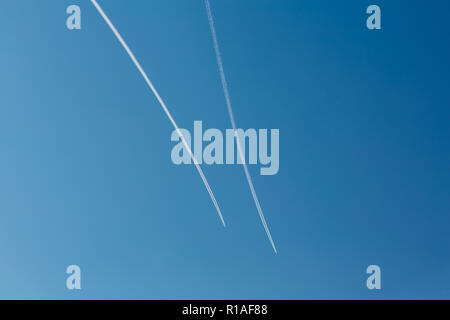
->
91, 0, 226, 227
204, 0, 277, 253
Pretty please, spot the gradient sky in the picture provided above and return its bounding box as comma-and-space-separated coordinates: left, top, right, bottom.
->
0, 0, 449, 299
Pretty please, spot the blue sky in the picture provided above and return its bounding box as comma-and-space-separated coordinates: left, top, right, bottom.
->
0, 0, 449, 299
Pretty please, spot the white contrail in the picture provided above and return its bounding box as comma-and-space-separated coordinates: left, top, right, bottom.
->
91, 0, 226, 227
204, 0, 277, 253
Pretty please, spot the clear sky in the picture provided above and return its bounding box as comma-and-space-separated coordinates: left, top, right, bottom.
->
0, 0, 449, 299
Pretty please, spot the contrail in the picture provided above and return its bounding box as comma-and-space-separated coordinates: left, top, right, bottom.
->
204, 0, 277, 253
91, 0, 226, 227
